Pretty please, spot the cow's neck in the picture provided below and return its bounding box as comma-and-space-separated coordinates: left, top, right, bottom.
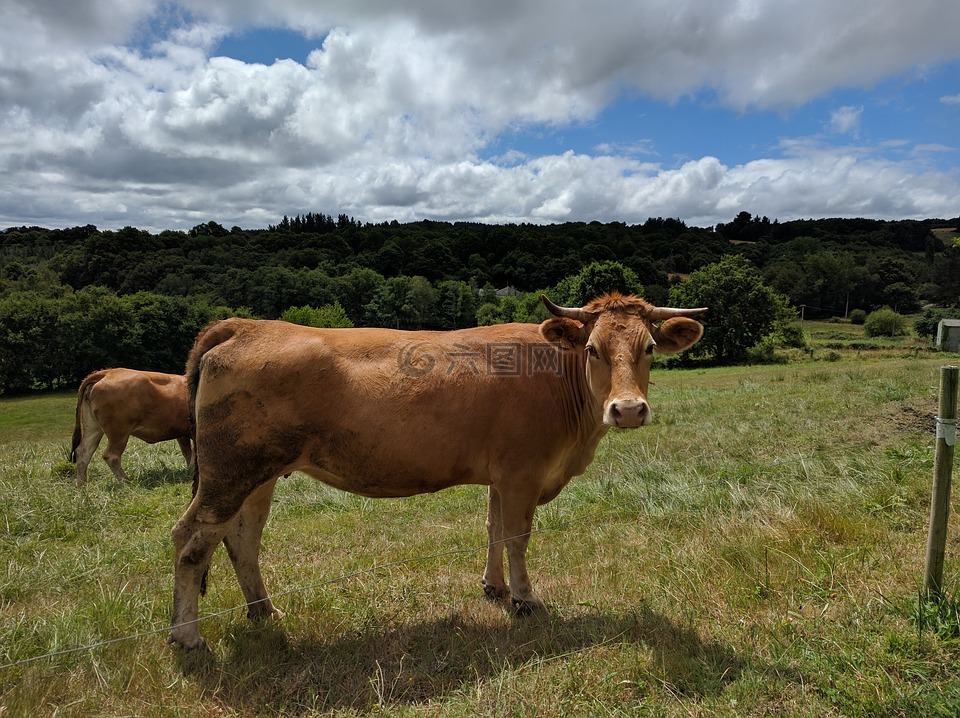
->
558, 348, 608, 444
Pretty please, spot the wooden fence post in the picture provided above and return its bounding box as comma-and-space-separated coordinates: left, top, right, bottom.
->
924, 365, 959, 598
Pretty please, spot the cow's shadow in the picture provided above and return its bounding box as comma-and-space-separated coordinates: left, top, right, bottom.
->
131, 465, 192, 489
175, 602, 767, 713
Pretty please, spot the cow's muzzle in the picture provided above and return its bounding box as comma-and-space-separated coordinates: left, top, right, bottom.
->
605, 398, 650, 428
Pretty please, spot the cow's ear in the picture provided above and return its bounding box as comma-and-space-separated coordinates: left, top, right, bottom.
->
651, 317, 704, 354
540, 317, 587, 350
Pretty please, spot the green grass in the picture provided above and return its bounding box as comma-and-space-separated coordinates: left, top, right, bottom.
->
802, 317, 934, 355
3, 355, 960, 716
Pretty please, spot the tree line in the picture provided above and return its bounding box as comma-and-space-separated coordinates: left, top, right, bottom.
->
1, 212, 958, 394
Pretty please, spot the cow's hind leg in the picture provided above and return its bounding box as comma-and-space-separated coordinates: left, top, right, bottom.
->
75, 427, 103, 487
169, 490, 247, 650
102, 433, 131, 484
481, 485, 510, 601
222, 478, 283, 622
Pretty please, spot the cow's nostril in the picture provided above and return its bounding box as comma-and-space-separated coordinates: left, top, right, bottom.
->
606, 398, 649, 427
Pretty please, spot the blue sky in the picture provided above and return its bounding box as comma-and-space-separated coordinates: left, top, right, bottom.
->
214, 28, 320, 67
1, 0, 958, 232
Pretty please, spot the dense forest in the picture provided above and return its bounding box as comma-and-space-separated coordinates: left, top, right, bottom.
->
2, 211, 959, 393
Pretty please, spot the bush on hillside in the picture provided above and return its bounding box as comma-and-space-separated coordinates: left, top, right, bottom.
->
849, 309, 867, 325
280, 302, 354, 328
863, 307, 907, 337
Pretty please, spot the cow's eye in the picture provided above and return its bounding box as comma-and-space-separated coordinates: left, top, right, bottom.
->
645, 343, 655, 355
586, 344, 599, 358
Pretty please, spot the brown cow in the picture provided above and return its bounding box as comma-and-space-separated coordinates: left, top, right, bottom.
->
71, 368, 193, 486
168, 293, 705, 649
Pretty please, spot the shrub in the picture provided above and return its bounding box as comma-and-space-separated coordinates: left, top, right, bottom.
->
776, 323, 808, 349
863, 307, 907, 337
746, 335, 788, 364
280, 302, 354, 328
849, 309, 867, 325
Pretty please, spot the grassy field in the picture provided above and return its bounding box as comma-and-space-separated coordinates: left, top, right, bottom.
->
2, 340, 960, 715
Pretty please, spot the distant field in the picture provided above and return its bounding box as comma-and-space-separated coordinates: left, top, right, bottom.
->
799, 315, 935, 355
2, 354, 960, 716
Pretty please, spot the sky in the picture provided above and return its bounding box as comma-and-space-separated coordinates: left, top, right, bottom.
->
1, 0, 958, 233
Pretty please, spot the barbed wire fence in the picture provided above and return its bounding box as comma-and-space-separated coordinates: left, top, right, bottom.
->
2, 429, 949, 673
0, 461, 784, 672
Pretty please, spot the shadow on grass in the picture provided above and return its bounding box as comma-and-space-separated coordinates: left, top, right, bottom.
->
60, 462, 191, 489
174, 602, 767, 713
128, 465, 193, 489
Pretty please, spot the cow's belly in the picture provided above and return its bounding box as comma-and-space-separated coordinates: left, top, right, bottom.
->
299, 465, 484, 498
131, 427, 184, 444
292, 432, 488, 498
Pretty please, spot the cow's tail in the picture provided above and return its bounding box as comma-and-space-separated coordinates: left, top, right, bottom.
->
70, 369, 109, 462
184, 318, 242, 597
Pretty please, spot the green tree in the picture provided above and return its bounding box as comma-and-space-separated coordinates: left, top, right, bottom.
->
0, 293, 59, 393
931, 242, 960, 306
435, 280, 477, 329
364, 276, 409, 328
336, 267, 386, 325
55, 286, 139, 386
405, 276, 437, 328
473, 292, 548, 325
915, 307, 960, 340
280, 302, 354, 328
476, 302, 499, 326
363, 276, 436, 329
553, 260, 644, 306
669, 254, 785, 363
123, 292, 213, 373
881, 282, 919, 313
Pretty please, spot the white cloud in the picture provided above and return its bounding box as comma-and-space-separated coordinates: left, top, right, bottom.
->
1, 0, 959, 231
914, 143, 954, 153
941, 94, 960, 105
828, 106, 863, 136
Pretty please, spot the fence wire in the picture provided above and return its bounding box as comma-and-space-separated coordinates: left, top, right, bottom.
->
0, 451, 847, 671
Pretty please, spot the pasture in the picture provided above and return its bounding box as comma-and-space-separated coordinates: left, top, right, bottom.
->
2, 352, 960, 716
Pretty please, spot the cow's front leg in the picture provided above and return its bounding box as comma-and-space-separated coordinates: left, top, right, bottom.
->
222, 478, 284, 622
481, 485, 509, 601
169, 499, 232, 650
496, 483, 545, 615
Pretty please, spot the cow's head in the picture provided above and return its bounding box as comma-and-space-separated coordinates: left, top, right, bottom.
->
539, 293, 706, 428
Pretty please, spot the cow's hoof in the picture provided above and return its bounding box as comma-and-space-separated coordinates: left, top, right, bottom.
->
483, 582, 510, 602
511, 597, 545, 617
248, 606, 285, 622
167, 632, 209, 652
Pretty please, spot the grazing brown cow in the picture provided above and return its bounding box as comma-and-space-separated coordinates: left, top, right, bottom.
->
168, 293, 705, 649
71, 368, 193, 486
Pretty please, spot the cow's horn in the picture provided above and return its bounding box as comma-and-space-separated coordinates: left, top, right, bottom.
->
649, 306, 709, 319
541, 294, 597, 323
